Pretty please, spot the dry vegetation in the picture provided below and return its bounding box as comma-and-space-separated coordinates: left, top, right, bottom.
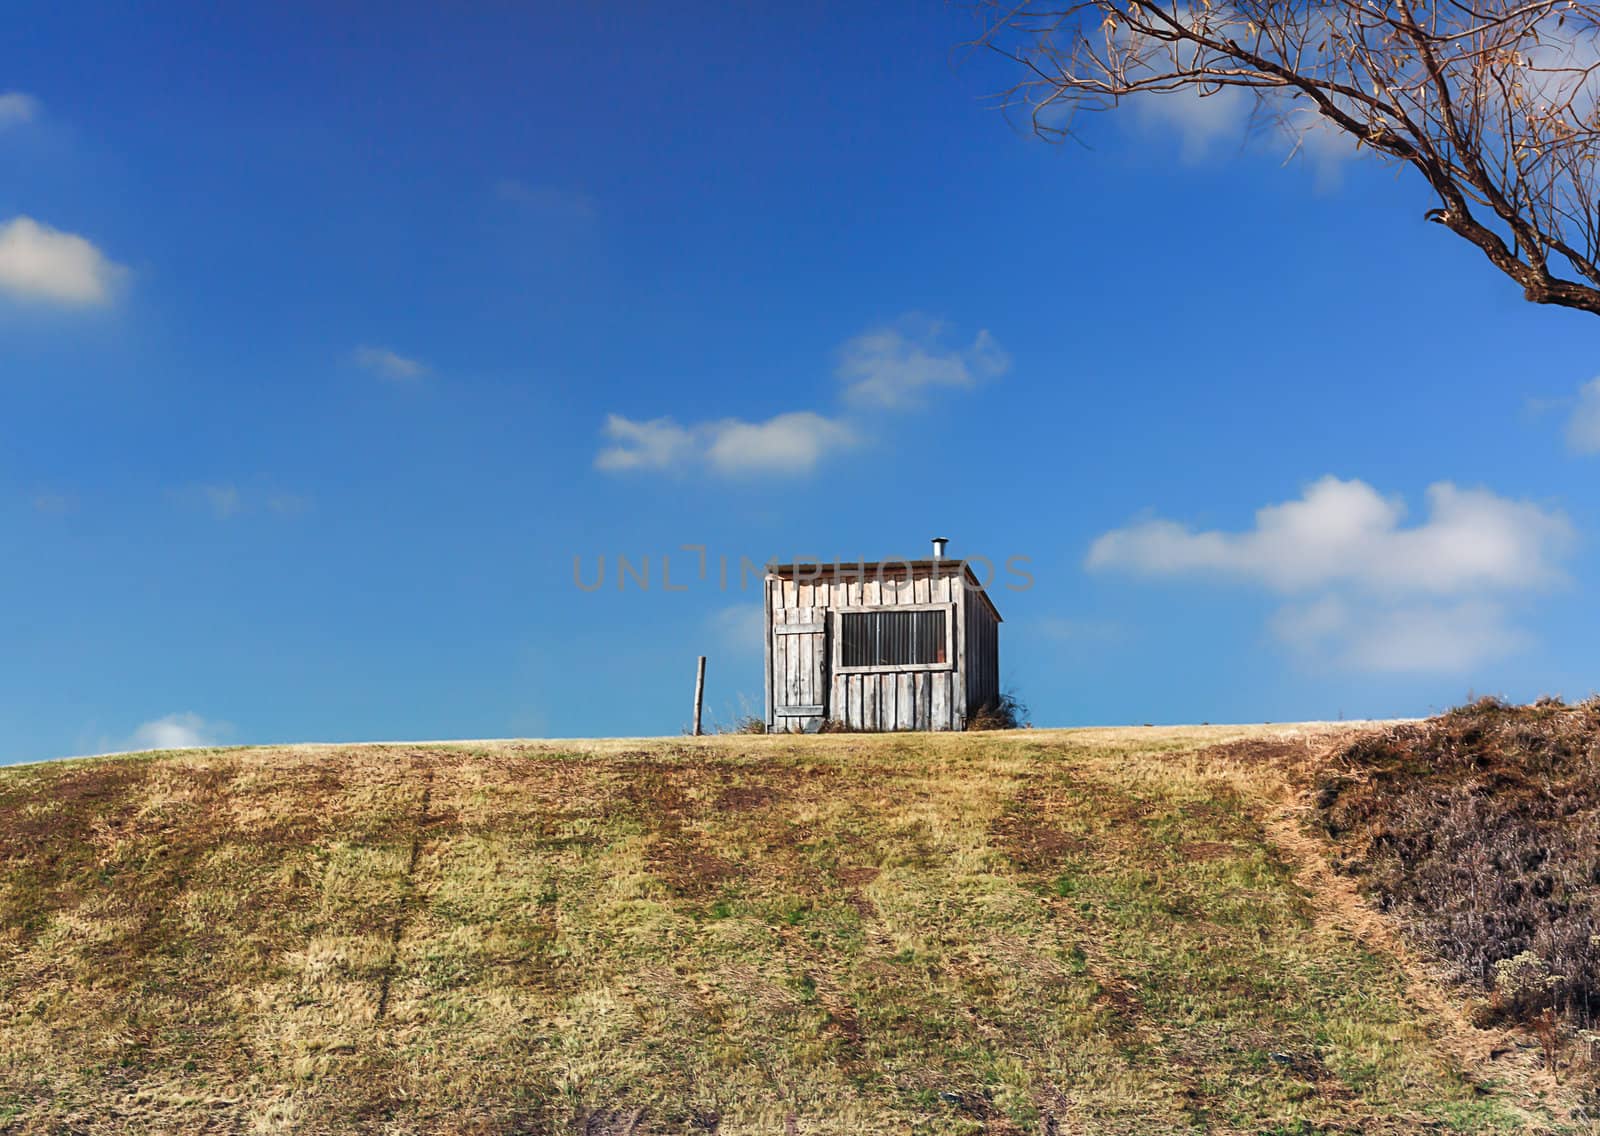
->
966, 692, 1029, 732
0, 724, 1584, 1133
1318, 697, 1600, 1080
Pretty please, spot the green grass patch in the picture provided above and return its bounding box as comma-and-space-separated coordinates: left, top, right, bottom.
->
0, 729, 1576, 1133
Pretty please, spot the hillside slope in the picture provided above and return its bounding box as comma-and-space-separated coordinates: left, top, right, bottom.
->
0, 726, 1578, 1134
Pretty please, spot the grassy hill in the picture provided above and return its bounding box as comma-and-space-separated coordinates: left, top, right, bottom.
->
0, 725, 1582, 1134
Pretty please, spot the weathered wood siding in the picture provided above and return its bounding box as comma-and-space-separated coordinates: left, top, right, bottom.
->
963, 583, 1000, 717
767, 562, 993, 733
768, 580, 828, 733
827, 567, 960, 732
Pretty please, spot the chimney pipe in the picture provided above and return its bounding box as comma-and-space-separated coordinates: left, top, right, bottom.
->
931, 536, 949, 560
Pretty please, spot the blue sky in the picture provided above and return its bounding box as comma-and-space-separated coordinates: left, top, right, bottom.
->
3, 3, 1597, 762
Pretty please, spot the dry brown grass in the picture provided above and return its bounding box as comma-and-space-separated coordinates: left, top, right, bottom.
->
0, 724, 1582, 1134
1316, 698, 1600, 1083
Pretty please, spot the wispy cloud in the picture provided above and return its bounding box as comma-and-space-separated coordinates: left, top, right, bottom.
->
1132, 87, 1357, 185
266, 492, 312, 517
173, 483, 309, 520
353, 345, 429, 380
31, 490, 75, 515
130, 712, 229, 751
1268, 595, 1529, 673
1088, 476, 1572, 673
709, 603, 765, 654
1137, 83, 1253, 163
0, 216, 126, 307
201, 484, 242, 520
0, 92, 39, 129
837, 316, 1010, 409
495, 179, 597, 220
1032, 616, 1125, 645
594, 415, 693, 472
596, 411, 856, 477
597, 316, 1004, 480
1094, 9, 1358, 185
1565, 377, 1600, 454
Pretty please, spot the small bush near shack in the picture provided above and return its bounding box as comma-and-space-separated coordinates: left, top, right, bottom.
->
967, 689, 1028, 731
718, 714, 766, 735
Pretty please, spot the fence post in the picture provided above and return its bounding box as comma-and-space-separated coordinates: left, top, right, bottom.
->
693, 655, 707, 737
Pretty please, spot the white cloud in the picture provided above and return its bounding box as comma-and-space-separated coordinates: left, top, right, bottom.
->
1088, 476, 1571, 596
1089, 476, 1572, 673
1282, 108, 1360, 189
596, 410, 856, 477
704, 412, 857, 475
1523, 28, 1600, 133
1565, 377, 1600, 454
130, 712, 228, 751
0, 92, 39, 129
598, 317, 1003, 479
1138, 86, 1253, 162
837, 316, 1010, 409
1137, 87, 1359, 181
1132, 83, 1355, 183
354, 345, 428, 380
594, 414, 695, 472
1105, 8, 1357, 180
0, 216, 125, 306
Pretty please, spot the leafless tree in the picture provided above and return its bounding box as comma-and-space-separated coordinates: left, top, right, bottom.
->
975, 1, 1600, 316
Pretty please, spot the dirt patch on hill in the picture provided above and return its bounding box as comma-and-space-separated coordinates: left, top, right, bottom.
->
989, 782, 1091, 871
1191, 724, 1582, 1108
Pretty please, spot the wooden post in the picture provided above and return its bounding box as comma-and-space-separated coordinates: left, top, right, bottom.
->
692, 655, 707, 736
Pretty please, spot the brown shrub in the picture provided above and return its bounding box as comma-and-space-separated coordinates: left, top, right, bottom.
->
967, 689, 1028, 731
1316, 696, 1600, 1032
717, 714, 766, 735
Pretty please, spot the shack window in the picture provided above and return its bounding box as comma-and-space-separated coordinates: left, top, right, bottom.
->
840, 609, 947, 668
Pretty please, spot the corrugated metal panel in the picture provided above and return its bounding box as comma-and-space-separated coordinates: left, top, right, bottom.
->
840, 609, 946, 668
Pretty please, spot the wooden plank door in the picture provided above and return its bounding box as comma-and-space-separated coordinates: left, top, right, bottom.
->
773, 607, 828, 733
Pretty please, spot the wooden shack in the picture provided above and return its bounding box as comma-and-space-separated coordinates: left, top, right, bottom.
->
764, 539, 1001, 733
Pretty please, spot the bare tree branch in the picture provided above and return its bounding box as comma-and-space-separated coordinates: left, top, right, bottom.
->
973, 0, 1600, 316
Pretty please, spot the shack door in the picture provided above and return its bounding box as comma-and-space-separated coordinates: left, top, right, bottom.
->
773, 607, 828, 733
